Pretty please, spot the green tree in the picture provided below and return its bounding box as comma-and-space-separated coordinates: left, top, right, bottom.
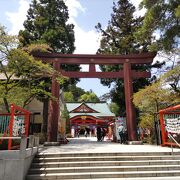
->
95, 0, 152, 116
62, 105, 70, 134
78, 91, 100, 102
133, 66, 180, 115
18, 0, 80, 135
137, 0, 180, 51
133, 68, 180, 112
109, 102, 119, 116
0, 25, 61, 112
133, 82, 172, 143
19, 0, 75, 53
18, 0, 81, 88
133, 82, 172, 115
64, 91, 74, 102
96, 0, 148, 55
133, 66, 180, 140
65, 85, 86, 101
18, 0, 80, 79
160, 64, 180, 94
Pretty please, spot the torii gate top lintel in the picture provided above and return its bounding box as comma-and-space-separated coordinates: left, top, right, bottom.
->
33, 52, 156, 79
33, 52, 156, 64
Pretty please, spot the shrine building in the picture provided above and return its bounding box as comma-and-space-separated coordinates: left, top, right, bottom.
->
66, 102, 115, 137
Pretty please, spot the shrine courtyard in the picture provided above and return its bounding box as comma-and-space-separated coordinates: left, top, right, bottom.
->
38, 136, 180, 154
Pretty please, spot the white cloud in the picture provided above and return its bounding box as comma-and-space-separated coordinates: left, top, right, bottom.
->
5, 0, 146, 53
65, 0, 100, 54
74, 25, 100, 54
6, 0, 30, 35
130, 0, 146, 17
64, 0, 101, 74
6, 0, 99, 54
65, 0, 86, 19
131, 0, 141, 9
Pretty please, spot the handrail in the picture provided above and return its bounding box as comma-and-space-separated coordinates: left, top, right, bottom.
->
0, 136, 39, 151
168, 134, 180, 147
168, 134, 180, 155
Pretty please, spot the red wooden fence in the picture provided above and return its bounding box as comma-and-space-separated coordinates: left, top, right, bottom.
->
0, 104, 30, 150
159, 104, 180, 147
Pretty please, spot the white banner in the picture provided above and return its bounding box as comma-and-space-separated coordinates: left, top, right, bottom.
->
166, 117, 180, 134
12, 116, 25, 136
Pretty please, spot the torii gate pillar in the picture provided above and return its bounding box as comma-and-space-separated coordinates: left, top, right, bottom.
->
47, 61, 60, 142
124, 61, 137, 141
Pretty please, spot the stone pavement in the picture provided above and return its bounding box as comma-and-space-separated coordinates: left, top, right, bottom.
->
38, 136, 180, 154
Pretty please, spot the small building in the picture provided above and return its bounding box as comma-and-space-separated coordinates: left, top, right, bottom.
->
66, 102, 115, 137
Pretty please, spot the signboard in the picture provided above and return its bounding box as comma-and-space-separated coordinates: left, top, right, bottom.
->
12, 116, 25, 136
166, 117, 180, 134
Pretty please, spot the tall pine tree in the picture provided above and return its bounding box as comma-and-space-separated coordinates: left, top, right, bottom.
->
19, 0, 74, 53
137, 0, 180, 52
19, 0, 80, 75
18, 0, 80, 136
96, 0, 152, 116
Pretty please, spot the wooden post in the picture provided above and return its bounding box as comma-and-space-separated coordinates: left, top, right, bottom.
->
89, 64, 96, 72
123, 61, 137, 141
8, 104, 15, 150
47, 61, 60, 142
159, 111, 166, 146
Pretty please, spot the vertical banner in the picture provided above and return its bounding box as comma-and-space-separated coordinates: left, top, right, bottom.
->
165, 117, 180, 134
12, 116, 25, 136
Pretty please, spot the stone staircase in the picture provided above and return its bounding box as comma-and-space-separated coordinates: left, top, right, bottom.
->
26, 151, 180, 180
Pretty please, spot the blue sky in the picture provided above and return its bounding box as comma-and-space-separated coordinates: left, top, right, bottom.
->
0, 0, 143, 97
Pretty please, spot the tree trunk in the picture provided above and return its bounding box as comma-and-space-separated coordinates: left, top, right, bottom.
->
42, 98, 49, 137
3, 97, 10, 113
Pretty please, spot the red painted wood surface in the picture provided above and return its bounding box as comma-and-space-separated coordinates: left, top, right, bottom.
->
124, 62, 137, 141
60, 70, 151, 78
0, 104, 30, 150
34, 52, 156, 64
47, 61, 60, 142
159, 104, 180, 147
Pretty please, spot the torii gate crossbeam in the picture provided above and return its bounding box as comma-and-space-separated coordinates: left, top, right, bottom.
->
34, 52, 156, 142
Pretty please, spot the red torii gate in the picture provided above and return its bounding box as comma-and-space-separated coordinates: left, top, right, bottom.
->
34, 52, 156, 142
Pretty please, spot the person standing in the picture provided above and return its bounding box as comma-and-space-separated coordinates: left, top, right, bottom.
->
84, 129, 87, 137
77, 129, 80, 137
101, 128, 106, 141
96, 126, 102, 141
118, 124, 125, 144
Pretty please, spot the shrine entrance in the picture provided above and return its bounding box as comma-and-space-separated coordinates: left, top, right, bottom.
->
66, 102, 115, 138
34, 52, 156, 142
71, 116, 108, 138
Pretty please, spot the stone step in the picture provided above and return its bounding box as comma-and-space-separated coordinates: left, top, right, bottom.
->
25, 178, 180, 180
26, 170, 180, 180
28, 151, 180, 179
33, 155, 180, 163
28, 164, 180, 174
36, 151, 180, 158
48, 177, 180, 180
31, 159, 180, 168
